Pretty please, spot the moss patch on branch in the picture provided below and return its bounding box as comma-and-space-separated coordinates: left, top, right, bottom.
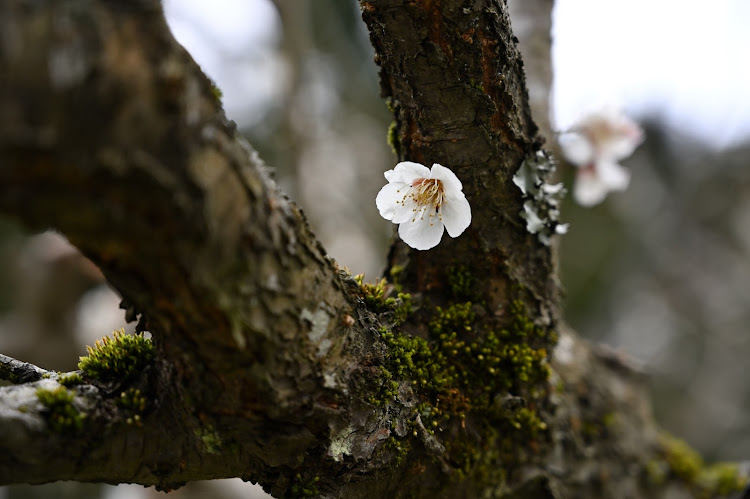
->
291, 474, 320, 498
648, 433, 747, 497
371, 296, 554, 481
117, 388, 147, 426
78, 329, 154, 382
354, 274, 412, 326
36, 386, 84, 433
58, 372, 83, 387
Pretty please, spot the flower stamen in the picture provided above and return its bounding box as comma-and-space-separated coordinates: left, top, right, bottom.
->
398, 177, 446, 223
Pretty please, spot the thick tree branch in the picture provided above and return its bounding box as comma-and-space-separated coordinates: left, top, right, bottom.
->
0, 0, 368, 493
362, 0, 559, 322
0, 354, 53, 383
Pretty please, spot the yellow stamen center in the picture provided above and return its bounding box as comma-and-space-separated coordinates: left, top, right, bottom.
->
396, 177, 445, 226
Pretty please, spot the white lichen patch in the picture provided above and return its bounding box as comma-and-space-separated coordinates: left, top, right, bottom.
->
301, 305, 333, 357
328, 424, 356, 462
513, 150, 568, 245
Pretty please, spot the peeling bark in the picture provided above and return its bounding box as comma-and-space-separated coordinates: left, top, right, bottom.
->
0, 0, 745, 498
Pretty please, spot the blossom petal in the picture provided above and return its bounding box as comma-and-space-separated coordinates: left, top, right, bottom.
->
574, 171, 609, 206
376, 181, 407, 221
595, 160, 630, 191
392, 197, 418, 224
441, 193, 471, 238
429, 163, 463, 192
602, 132, 643, 161
398, 216, 445, 250
600, 111, 643, 160
560, 133, 594, 167
385, 161, 431, 183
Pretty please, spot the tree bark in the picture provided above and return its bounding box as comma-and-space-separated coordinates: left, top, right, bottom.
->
0, 0, 744, 498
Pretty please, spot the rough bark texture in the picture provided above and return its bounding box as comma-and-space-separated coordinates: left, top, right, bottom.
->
0, 0, 746, 498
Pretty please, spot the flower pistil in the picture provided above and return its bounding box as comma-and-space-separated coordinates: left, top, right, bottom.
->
400, 177, 445, 225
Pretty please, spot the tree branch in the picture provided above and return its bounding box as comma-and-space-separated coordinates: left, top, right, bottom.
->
0, 0, 368, 492
0, 354, 53, 383
361, 0, 559, 321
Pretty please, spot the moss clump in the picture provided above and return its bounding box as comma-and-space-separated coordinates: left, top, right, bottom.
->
373, 298, 553, 478
78, 329, 154, 382
117, 388, 147, 426
387, 121, 400, 155
36, 386, 84, 433
117, 388, 146, 411
698, 462, 747, 497
468, 79, 485, 92
656, 433, 747, 497
448, 265, 476, 301
58, 372, 83, 387
0, 363, 20, 384
354, 275, 412, 325
661, 433, 703, 482
354, 275, 387, 308
291, 474, 320, 498
210, 79, 223, 101
195, 424, 222, 454
388, 265, 405, 290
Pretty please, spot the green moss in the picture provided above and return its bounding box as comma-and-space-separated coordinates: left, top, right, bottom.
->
117, 388, 146, 411
661, 433, 702, 482
429, 302, 475, 336
468, 79, 485, 92
372, 298, 553, 479
195, 424, 222, 454
448, 265, 475, 301
210, 79, 223, 101
384, 435, 411, 466
78, 329, 154, 382
386, 293, 412, 326
389, 265, 405, 290
656, 433, 747, 497
36, 386, 84, 433
354, 275, 412, 325
0, 363, 19, 384
117, 388, 147, 426
602, 411, 617, 428
354, 275, 387, 307
387, 121, 400, 155
646, 458, 668, 485
698, 462, 747, 497
58, 372, 83, 387
290, 474, 320, 498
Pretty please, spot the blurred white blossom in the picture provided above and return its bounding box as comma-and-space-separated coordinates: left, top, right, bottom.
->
376, 161, 471, 250
560, 109, 644, 206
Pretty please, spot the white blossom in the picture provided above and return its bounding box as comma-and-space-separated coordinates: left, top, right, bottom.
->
560, 109, 644, 206
376, 161, 471, 250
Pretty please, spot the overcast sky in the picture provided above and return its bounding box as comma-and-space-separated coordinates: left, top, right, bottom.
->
553, 0, 750, 148
164, 0, 750, 149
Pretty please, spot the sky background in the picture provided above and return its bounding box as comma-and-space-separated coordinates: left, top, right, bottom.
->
164, 0, 750, 149
552, 0, 750, 149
